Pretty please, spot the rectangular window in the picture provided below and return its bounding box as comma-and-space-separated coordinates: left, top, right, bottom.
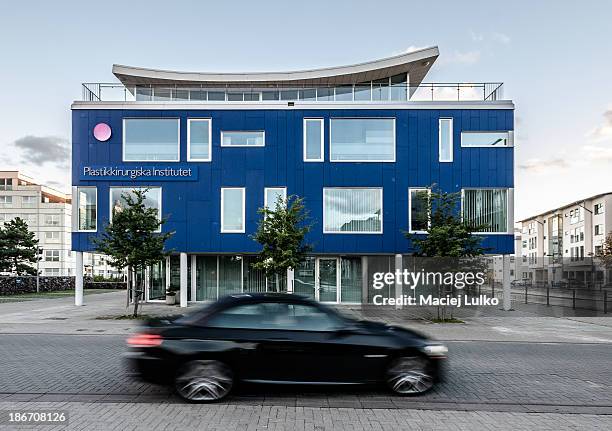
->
45, 214, 60, 226
330, 118, 395, 162
462, 189, 509, 233
109, 188, 161, 225
264, 187, 287, 211
24, 214, 37, 225
594, 203, 604, 215
461, 131, 512, 147
123, 118, 180, 161
22, 196, 36, 206
221, 188, 245, 233
0, 178, 12, 190
303, 118, 324, 162
45, 268, 60, 276
187, 118, 212, 161
45, 250, 60, 262
323, 188, 383, 234
44, 231, 60, 241
439, 118, 453, 162
408, 188, 430, 232
221, 131, 265, 147
595, 224, 603, 235
77, 187, 97, 231
0, 196, 13, 205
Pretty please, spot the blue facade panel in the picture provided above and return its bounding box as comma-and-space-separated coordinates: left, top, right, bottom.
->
72, 108, 514, 254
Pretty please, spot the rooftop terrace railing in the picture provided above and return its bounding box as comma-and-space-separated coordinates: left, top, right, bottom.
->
81, 82, 504, 103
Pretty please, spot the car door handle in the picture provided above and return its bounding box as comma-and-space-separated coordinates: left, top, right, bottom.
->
268, 337, 291, 341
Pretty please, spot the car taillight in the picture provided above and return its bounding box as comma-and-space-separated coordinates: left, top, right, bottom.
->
127, 333, 163, 347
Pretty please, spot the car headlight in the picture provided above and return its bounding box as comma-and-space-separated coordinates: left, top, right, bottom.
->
423, 344, 448, 357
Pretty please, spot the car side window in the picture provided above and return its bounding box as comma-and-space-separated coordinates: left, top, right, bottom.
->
205, 302, 343, 331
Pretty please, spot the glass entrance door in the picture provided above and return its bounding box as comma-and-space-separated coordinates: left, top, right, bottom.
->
294, 257, 316, 299
317, 258, 339, 303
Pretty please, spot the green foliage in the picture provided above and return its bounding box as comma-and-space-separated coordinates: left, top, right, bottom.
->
0, 217, 39, 275
595, 231, 612, 268
93, 189, 173, 316
251, 195, 312, 277
405, 186, 487, 257
93, 189, 174, 272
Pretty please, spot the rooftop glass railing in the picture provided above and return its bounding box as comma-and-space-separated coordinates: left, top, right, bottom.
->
81, 82, 504, 103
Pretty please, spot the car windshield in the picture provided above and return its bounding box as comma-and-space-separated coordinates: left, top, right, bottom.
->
205, 301, 346, 331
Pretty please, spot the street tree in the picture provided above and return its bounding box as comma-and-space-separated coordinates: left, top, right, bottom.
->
251, 195, 312, 291
93, 189, 173, 317
404, 186, 488, 321
595, 231, 612, 268
0, 217, 39, 275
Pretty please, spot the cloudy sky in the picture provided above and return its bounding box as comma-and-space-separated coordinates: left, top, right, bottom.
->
0, 0, 611, 219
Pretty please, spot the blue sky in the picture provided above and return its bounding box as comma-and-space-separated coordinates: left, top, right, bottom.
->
0, 0, 611, 219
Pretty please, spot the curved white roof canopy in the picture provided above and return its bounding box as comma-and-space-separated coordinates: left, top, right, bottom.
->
112, 47, 439, 88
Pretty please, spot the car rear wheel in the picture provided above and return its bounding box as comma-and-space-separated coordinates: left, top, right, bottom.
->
385, 356, 434, 395
175, 360, 234, 402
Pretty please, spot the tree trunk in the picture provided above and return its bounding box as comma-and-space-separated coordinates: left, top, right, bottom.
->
132, 268, 139, 318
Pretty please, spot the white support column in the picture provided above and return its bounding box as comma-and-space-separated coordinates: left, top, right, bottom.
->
394, 254, 403, 310
190, 255, 197, 302
75, 252, 83, 306
502, 254, 512, 311
287, 268, 294, 294
180, 253, 188, 308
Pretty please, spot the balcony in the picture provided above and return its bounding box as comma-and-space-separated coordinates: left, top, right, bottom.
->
81, 82, 504, 103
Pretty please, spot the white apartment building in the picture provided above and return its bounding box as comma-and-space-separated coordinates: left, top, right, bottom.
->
0, 171, 74, 276
518, 192, 612, 285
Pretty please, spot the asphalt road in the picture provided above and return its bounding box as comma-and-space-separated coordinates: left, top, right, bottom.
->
1, 334, 611, 414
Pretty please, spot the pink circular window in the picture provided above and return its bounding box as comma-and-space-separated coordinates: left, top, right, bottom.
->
93, 123, 112, 141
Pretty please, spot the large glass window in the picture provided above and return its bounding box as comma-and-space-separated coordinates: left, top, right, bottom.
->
264, 187, 286, 211
109, 187, 161, 223
218, 256, 242, 296
409, 188, 430, 232
303, 118, 324, 162
77, 187, 97, 231
221, 188, 245, 233
340, 257, 362, 303
330, 118, 395, 162
461, 131, 511, 147
221, 131, 265, 147
123, 118, 179, 161
323, 188, 383, 233
187, 119, 212, 161
194, 256, 217, 301
439, 118, 453, 162
462, 189, 508, 233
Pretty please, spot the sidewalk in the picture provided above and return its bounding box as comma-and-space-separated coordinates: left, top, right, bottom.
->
0, 290, 611, 343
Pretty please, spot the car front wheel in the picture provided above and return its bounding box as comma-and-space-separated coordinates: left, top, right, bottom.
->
385, 356, 434, 395
175, 360, 234, 402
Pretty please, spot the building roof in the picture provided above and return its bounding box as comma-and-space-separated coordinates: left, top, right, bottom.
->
112, 47, 439, 88
518, 192, 612, 222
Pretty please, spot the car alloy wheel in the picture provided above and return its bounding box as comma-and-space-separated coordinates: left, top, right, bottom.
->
386, 356, 434, 395
175, 360, 234, 402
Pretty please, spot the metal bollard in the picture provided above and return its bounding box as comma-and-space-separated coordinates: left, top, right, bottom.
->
572, 289, 576, 310
547, 286, 550, 306
605, 291, 608, 314
525, 285, 528, 304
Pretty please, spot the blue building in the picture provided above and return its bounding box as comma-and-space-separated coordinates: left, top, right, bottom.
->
71, 47, 514, 306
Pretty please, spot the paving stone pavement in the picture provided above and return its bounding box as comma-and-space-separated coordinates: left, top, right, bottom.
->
0, 401, 611, 430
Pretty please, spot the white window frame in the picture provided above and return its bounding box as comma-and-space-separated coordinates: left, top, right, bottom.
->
460, 188, 511, 235
0, 196, 13, 205
45, 268, 61, 276
408, 187, 431, 233
122, 118, 180, 162
322, 187, 383, 234
44, 214, 60, 226
44, 231, 60, 241
187, 118, 212, 162
303, 118, 324, 162
22, 196, 36, 205
45, 250, 60, 262
329, 118, 396, 163
109, 187, 162, 231
221, 187, 246, 233
220, 131, 265, 147
264, 187, 287, 210
76, 186, 97, 232
439, 118, 453, 162
460, 131, 513, 148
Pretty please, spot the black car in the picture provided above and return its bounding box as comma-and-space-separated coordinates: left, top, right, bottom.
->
125, 293, 447, 402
